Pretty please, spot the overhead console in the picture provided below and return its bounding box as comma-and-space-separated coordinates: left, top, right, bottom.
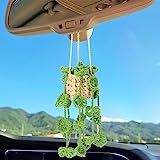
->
5, 0, 154, 35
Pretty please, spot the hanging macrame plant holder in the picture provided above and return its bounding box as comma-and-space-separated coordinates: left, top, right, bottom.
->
55, 33, 107, 159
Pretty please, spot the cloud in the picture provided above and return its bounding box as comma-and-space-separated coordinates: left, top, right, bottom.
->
101, 117, 128, 123
101, 117, 144, 123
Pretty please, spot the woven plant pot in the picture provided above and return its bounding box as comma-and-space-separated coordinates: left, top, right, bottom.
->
66, 74, 92, 99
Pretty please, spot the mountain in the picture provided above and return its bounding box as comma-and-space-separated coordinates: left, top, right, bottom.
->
0, 107, 160, 143
0, 107, 57, 136
101, 121, 160, 143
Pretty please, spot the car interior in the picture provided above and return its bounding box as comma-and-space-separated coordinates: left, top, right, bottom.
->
0, 131, 160, 160
1, 0, 160, 160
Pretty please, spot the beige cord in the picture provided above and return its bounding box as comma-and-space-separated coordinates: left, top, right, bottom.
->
87, 37, 93, 74
77, 32, 80, 65
69, 34, 73, 73
68, 33, 92, 75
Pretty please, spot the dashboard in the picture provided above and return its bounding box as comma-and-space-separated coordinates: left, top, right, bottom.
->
0, 131, 160, 160
5, 150, 129, 160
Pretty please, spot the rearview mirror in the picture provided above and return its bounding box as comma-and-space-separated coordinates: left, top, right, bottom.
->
5, 0, 154, 36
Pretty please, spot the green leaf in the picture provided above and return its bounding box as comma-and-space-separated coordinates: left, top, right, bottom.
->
64, 127, 73, 139
73, 120, 86, 131
93, 89, 99, 99
77, 113, 86, 121
91, 106, 101, 125
85, 136, 95, 146
58, 147, 66, 158
78, 61, 84, 67
88, 76, 99, 92
93, 132, 107, 148
73, 95, 87, 109
75, 144, 87, 157
55, 117, 72, 134
73, 62, 90, 76
74, 67, 82, 77
61, 74, 68, 82
55, 93, 71, 108
92, 66, 99, 73
61, 67, 69, 74
85, 106, 93, 118
58, 147, 75, 158
87, 65, 99, 74
65, 147, 75, 159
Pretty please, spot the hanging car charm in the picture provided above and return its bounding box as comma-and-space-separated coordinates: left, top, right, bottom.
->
55, 34, 107, 158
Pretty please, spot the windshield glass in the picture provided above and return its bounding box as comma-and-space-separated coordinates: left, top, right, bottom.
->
0, 1, 160, 144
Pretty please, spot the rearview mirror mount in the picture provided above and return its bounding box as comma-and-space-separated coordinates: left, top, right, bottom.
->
5, 0, 154, 38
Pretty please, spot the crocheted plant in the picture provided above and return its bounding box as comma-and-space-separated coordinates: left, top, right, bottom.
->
55, 62, 107, 158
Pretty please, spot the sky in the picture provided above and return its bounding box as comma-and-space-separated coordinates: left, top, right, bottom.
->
0, 1, 160, 123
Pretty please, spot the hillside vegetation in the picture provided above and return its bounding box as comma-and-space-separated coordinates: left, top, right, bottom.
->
0, 107, 160, 143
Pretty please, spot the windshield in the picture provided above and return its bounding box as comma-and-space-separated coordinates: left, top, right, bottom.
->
0, 1, 160, 145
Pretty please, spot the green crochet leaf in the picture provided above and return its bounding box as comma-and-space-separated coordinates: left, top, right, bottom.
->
93, 116, 101, 125
78, 61, 84, 66
85, 106, 93, 118
65, 147, 75, 159
55, 93, 71, 108
88, 76, 99, 92
73, 120, 86, 131
79, 65, 90, 75
85, 136, 95, 146
58, 147, 75, 158
75, 144, 87, 157
61, 74, 68, 82
86, 65, 98, 74
77, 139, 83, 146
86, 106, 101, 125
77, 113, 86, 121
91, 106, 101, 125
55, 117, 72, 134
92, 66, 99, 73
64, 127, 73, 139
77, 139, 89, 149
73, 95, 87, 109
82, 68, 90, 75
61, 67, 69, 74
73, 62, 90, 76
93, 132, 107, 148
93, 89, 99, 99
74, 68, 83, 77
58, 147, 66, 158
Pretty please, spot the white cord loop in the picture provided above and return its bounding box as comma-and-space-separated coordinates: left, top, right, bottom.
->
68, 33, 93, 74
77, 32, 80, 65
69, 34, 73, 73
87, 37, 93, 74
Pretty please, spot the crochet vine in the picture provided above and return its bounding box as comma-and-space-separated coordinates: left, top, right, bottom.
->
55, 61, 107, 158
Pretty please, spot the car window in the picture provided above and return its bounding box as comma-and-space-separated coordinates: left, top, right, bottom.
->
0, 1, 160, 145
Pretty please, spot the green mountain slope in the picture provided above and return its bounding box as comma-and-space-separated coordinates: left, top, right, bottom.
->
0, 107, 160, 143
101, 121, 160, 143
0, 107, 56, 135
